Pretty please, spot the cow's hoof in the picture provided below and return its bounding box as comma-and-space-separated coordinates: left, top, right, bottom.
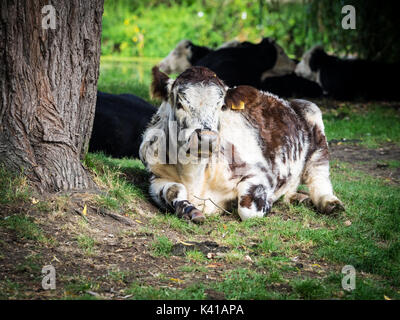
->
190, 209, 206, 224
289, 192, 311, 205
319, 196, 345, 215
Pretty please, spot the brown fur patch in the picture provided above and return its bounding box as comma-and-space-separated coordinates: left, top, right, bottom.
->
239, 194, 253, 209
151, 66, 170, 100
166, 184, 180, 203
172, 66, 226, 92
226, 86, 307, 166
225, 86, 259, 111
239, 184, 268, 212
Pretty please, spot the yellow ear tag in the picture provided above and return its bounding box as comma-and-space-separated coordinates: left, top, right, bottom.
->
231, 100, 245, 110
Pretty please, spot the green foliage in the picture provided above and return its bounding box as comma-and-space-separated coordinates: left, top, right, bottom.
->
305, 0, 400, 62
102, 1, 398, 62
102, 0, 310, 59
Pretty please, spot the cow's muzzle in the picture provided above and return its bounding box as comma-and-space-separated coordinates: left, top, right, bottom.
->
189, 129, 219, 156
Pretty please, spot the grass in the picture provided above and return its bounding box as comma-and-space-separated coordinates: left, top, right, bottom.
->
0, 215, 48, 243
0, 165, 31, 205
0, 279, 25, 299
76, 234, 96, 255
64, 277, 100, 300
125, 282, 206, 300
317, 161, 400, 283
151, 236, 173, 257
98, 57, 157, 103
185, 250, 206, 263
323, 103, 400, 148
84, 152, 149, 211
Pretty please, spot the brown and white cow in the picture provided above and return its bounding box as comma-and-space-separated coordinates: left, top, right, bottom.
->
140, 66, 344, 223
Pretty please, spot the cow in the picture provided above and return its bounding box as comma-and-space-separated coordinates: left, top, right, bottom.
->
159, 38, 296, 87
194, 38, 296, 87
89, 91, 157, 158
159, 40, 213, 75
217, 39, 242, 49
139, 66, 344, 223
158, 39, 251, 75
259, 73, 323, 98
295, 46, 400, 100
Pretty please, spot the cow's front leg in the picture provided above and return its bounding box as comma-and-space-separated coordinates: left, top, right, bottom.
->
149, 177, 205, 223
237, 180, 272, 221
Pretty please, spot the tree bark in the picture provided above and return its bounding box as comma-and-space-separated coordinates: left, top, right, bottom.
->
0, 0, 104, 192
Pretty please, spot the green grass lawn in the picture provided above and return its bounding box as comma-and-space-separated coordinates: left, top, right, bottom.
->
1, 59, 399, 300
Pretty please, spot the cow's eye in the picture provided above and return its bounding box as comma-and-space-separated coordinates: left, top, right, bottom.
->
176, 102, 184, 110
221, 104, 227, 111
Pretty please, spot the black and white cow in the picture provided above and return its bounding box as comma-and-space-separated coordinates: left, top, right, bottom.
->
295, 46, 400, 100
159, 38, 296, 87
194, 38, 296, 87
217, 39, 242, 49
158, 39, 249, 74
139, 66, 343, 223
158, 40, 213, 75
89, 91, 156, 158
260, 73, 323, 98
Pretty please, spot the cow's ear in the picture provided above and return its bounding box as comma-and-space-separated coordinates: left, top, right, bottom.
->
224, 86, 259, 111
151, 66, 171, 100
309, 47, 327, 71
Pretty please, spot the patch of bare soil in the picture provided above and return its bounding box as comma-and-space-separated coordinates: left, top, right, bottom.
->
329, 141, 400, 184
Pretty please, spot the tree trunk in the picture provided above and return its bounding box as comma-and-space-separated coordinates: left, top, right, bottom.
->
0, 0, 104, 192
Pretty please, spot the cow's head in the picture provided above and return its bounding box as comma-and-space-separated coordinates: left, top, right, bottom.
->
295, 46, 327, 83
159, 40, 211, 75
260, 38, 297, 80
151, 66, 227, 160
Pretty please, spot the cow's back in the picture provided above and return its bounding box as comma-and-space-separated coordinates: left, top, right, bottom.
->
226, 86, 309, 165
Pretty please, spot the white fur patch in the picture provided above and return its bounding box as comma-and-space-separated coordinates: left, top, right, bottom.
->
261, 42, 296, 81
295, 46, 320, 83
159, 40, 193, 74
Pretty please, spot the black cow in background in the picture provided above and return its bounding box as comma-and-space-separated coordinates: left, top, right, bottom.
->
194, 37, 296, 87
260, 73, 323, 98
295, 46, 400, 101
158, 39, 250, 74
194, 38, 296, 87
89, 91, 157, 158
159, 38, 296, 88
